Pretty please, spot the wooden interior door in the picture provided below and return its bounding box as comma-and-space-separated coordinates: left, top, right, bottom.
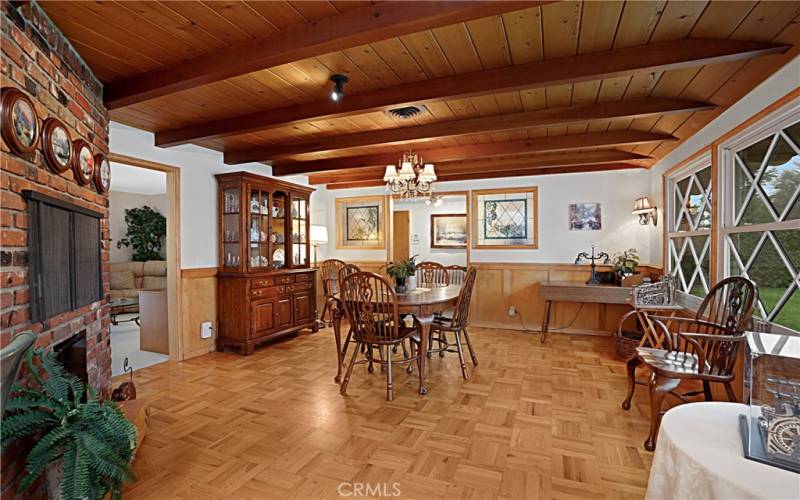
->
392, 210, 410, 262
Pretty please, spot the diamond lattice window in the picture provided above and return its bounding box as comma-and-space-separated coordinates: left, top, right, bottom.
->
724, 119, 800, 331
668, 164, 712, 297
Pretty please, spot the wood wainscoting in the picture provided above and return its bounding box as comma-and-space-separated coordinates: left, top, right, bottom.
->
314, 260, 662, 337
180, 267, 218, 359
470, 262, 643, 336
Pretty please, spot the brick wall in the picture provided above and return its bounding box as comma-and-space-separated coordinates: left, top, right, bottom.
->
1, 0, 110, 497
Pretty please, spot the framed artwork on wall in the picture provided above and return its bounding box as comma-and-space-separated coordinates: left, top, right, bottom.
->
42, 117, 72, 173
71, 139, 94, 186
335, 195, 387, 249
472, 187, 538, 249
1, 87, 39, 155
569, 202, 602, 231
93, 154, 110, 194
431, 214, 467, 248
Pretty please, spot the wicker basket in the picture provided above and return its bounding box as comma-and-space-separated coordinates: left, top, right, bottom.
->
615, 329, 643, 360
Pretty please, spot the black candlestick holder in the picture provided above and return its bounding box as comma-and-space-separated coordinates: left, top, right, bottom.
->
575, 245, 610, 285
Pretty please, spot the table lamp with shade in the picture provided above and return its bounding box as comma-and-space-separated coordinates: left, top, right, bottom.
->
310, 225, 328, 265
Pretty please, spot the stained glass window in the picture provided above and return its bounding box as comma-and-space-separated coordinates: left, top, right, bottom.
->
474, 188, 537, 248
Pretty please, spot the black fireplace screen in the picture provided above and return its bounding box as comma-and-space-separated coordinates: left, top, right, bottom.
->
23, 190, 102, 323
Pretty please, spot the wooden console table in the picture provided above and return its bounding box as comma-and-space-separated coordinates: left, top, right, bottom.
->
539, 281, 633, 342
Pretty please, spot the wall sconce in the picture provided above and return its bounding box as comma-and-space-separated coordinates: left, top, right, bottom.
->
633, 196, 658, 226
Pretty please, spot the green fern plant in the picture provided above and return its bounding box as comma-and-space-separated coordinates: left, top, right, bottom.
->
1, 348, 137, 499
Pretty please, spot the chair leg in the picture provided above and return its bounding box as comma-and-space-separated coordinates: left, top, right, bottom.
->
367, 345, 374, 373
644, 374, 680, 452
378, 345, 386, 373
702, 381, 713, 401
621, 356, 641, 410
438, 331, 447, 358
340, 340, 361, 395
724, 382, 738, 402
342, 328, 353, 360
386, 343, 394, 401
462, 328, 478, 366
454, 330, 469, 380
407, 341, 415, 374
320, 300, 330, 326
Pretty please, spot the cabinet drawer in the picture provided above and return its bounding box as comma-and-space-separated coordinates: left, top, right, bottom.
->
295, 273, 312, 283
250, 287, 277, 299
251, 278, 275, 289
277, 275, 294, 285
294, 282, 313, 291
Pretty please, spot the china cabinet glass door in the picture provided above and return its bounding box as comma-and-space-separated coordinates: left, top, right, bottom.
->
248, 188, 270, 269
291, 196, 308, 267
271, 192, 287, 269
221, 187, 241, 269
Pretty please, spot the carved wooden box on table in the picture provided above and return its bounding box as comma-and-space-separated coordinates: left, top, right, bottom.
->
215, 172, 317, 355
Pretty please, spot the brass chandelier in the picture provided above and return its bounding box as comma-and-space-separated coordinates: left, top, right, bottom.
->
383, 151, 437, 200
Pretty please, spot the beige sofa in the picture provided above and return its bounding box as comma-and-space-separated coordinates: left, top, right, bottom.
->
110, 261, 167, 312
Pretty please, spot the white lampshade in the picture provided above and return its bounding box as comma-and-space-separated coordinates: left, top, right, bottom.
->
383, 164, 398, 181
398, 161, 415, 179
310, 225, 328, 244
420, 163, 437, 181
632, 196, 653, 214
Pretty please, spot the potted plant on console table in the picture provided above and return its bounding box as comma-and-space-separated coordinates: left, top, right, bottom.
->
1, 348, 137, 499
612, 248, 641, 286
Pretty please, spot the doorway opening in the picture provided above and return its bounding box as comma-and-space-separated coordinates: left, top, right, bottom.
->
107, 154, 181, 376
391, 192, 469, 266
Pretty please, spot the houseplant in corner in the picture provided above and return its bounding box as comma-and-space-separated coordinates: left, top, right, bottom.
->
386, 255, 418, 293
1, 347, 137, 499
116, 205, 167, 261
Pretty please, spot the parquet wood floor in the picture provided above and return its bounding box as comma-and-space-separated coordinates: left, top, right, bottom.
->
119, 327, 661, 499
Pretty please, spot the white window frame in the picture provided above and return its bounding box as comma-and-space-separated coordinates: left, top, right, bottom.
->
665, 151, 713, 311
717, 96, 800, 335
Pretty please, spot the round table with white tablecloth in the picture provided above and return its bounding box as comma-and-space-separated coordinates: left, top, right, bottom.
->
646, 402, 799, 500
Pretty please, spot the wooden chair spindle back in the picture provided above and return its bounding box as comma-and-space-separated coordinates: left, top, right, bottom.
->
340, 272, 400, 345
695, 277, 757, 333
449, 267, 477, 329
417, 261, 449, 287
320, 259, 346, 296
445, 265, 467, 286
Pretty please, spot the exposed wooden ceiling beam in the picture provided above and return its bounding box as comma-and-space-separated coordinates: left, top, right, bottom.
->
271, 130, 676, 175
157, 38, 788, 148
323, 163, 643, 189
225, 99, 709, 164
308, 150, 648, 185
104, 1, 546, 109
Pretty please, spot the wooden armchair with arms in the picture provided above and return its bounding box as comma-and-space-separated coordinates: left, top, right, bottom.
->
621, 276, 757, 451
417, 261, 449, 287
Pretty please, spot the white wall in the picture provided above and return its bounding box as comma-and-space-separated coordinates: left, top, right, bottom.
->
109, 190, 168, 262
318, 168, 655, 265
647, 55, 800, 267
109, 122, 311, 269
395, 195, 468, 266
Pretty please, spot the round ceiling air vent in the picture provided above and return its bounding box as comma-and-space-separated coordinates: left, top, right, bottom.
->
386, 104, 428, 120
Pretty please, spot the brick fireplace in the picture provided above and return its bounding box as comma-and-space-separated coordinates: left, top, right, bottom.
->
1, 0, 110, 495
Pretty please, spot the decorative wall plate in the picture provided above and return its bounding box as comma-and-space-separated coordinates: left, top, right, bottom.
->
41, 117, 72, 173
72, 139, 94, 185
93, 154, 110, 194
1, 87, 39, 155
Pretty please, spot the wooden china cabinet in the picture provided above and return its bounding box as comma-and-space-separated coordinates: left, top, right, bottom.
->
215, 172, 317, 355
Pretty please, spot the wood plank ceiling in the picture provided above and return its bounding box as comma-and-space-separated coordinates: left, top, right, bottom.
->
41, 1, 800, 188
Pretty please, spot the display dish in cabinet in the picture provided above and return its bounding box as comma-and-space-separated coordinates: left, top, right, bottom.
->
215, 172, 317, 355
740, 331, 800, 473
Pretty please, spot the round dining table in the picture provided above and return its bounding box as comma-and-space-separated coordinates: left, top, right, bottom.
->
330, 284, 461, 395
646, 402, 800, 500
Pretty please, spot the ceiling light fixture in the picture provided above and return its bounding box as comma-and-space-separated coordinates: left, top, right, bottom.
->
330, 74, 348, 102
383, 151, 437, 201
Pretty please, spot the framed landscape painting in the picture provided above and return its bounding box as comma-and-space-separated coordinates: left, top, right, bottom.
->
569, 202, 602, 231
335, 195, 387, 249
431, 214, 467, 248
472, 187, 538, 249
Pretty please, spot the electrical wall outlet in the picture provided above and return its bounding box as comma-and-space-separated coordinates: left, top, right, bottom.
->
507, 306, 516, 317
